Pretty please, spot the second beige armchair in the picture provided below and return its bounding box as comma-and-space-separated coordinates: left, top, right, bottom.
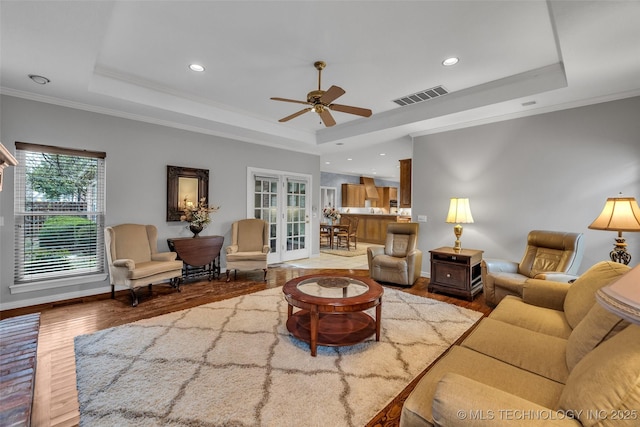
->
368, 222, 423, 286
225, 218, 270, 282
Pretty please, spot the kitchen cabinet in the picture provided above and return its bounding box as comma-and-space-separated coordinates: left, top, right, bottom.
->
341, 184, 366, 207
400, 159, 412, 208
342, 184, 397, 209
375, 186, 398, 209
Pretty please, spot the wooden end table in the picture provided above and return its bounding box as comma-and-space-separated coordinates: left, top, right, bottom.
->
167, 235, 224, 281
283, 274, 383, 356
429, 247, 483, 300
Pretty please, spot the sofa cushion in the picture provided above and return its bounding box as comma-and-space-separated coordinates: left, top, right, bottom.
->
566, 303, 629, 371
400, 346, 564, 427
489, 295, 573, 338
558, 325, 640, 427
522, 279, 571, 311
564, 261, 630, 329
127, 260, 183, 279
433, 374, 582, 427
461, 318, 570, 383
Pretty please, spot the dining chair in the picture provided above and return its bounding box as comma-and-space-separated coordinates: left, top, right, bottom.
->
336, 216, 359, 250
320, 224, 332, 248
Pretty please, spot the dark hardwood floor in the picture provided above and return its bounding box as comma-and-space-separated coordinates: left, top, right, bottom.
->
1, 266, 491, 427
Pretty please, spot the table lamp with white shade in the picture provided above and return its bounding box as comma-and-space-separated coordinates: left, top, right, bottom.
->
445, 198, 474, 253
588, 194, 640, 265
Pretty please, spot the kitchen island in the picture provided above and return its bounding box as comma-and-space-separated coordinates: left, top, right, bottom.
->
339, 213, 411, 245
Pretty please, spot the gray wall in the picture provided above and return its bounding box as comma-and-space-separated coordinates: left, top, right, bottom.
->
413, 96, 640, 276
0, 95, 320, 308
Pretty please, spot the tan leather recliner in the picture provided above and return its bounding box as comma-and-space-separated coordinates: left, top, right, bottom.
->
225, 218, 271, 281
482, 230, 584, 307
367, 222, 423, 286
105, 224, 183, 306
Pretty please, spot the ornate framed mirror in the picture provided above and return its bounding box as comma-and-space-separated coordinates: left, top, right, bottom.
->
166, 165, 209, 221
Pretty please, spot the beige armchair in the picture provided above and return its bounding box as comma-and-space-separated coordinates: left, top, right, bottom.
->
104, 224, 183, 306
225, 219, 270, 282
368, 222, 423, 286
482, 229, 584, 307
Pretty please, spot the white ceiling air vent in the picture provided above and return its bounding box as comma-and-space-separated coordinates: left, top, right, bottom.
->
393, 86, 448, 106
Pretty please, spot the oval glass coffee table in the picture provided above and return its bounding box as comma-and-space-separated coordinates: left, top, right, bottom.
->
283, 274, 383, 356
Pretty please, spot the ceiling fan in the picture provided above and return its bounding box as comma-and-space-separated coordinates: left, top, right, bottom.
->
271, 61, 372, 127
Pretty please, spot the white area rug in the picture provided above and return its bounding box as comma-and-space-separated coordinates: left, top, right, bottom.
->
75, 286, 482, 426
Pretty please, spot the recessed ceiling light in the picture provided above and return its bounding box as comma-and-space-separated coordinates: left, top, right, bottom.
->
325, 161, 331, 165
442, 57, 459, 67
347, 158, 352, 161
28, 74, 50, 85
189, 64, 205, 72
379, 153, 386, 156
336, 142, 344, 146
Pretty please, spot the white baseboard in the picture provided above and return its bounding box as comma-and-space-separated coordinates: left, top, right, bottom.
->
0, 286, 110, 311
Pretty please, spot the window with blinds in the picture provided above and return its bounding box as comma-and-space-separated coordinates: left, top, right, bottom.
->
14, 142, 106, 283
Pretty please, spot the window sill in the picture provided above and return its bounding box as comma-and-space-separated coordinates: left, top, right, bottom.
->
10, 273, 108, 294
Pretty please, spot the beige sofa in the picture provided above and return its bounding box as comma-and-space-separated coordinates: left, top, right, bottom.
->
401, 261, 640, 427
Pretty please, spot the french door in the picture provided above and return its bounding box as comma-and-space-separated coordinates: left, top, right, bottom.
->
248, 168, 311, 263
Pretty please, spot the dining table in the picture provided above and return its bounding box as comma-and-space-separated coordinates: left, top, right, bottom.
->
320, 223, 350, 250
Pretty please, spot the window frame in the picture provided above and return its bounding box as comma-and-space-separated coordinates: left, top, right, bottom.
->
12, 142, 107, 292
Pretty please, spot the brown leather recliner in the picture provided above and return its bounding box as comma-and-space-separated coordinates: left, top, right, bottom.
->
482, 230, 585, 307
367, 222, 423, 286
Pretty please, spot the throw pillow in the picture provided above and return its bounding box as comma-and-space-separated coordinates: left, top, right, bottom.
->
563, 261, 629, 329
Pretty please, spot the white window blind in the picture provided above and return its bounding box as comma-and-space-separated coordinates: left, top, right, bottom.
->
14, 142, 106, 283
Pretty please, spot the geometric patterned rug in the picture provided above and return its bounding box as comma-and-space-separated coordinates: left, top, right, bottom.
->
74, 286, 482, 426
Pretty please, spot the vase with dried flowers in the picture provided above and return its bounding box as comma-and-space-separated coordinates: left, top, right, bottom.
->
180, 197, 220, 237
322, 206, 341, 225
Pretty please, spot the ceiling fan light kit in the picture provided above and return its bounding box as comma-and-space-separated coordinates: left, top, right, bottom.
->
271, 60, 372, 127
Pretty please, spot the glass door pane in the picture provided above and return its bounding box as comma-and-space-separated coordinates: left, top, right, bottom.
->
253, 176, 278, 255
283, 177, 309, 261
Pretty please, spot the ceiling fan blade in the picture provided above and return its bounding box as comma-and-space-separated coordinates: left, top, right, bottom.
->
319, 85, 345, 104
271, 97, 311, 106
329, 103, 372, 117
318, 109, 336, 127
278, 108, 312, 122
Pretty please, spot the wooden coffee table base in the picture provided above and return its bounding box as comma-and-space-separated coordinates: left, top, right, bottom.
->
283, 274, 383, 357
286, 309, 378, 354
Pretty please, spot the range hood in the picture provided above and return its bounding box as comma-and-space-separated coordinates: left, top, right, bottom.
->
360, 176, 379, 200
